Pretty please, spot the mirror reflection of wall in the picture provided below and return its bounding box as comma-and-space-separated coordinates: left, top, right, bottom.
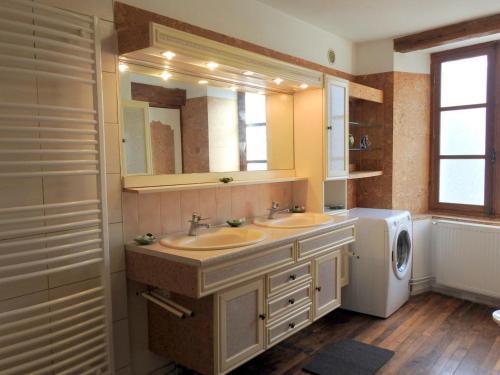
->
119, 68, 294, 176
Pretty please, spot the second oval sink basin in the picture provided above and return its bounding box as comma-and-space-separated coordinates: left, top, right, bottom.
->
254, 213, 333, 229
160, 227, 267, 250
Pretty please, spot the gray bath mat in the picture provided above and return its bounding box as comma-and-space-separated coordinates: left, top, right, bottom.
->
303, 339, 394, 375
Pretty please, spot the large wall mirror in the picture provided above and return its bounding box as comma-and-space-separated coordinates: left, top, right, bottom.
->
119, 67, 294, 177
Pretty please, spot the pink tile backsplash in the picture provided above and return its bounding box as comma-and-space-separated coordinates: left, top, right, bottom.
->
122, 182, 294, 241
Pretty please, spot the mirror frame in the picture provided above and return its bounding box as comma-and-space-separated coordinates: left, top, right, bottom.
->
119, 22, 323, 188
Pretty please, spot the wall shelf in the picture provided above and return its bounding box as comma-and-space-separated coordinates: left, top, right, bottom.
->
349, 121, 383, 128
348, 81, 383, 103
348, 171, 383, 180
123, 176, 307, 194
349, 147, 382, 152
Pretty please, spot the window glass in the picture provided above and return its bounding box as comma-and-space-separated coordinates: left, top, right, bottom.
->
246, 126, 267, 161
440, 108, 486, 155
440, 55, 487, 107
244, 93, 266, 124
439, 159, 485, 205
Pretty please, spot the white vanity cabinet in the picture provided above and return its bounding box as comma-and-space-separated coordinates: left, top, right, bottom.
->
126, 221, 356, 375
325, 76, 349, 179
313, 250, 341, 319
218, 278, 265, 372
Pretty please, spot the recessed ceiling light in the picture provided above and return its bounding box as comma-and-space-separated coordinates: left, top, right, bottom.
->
198, 80, 208, 85
161, 71, 172, 81
299, 83, 309, 89
257, 90, 265, 95
118, 63, 128, 72
207, 61, 219, 70
162, 51, 176, 60
243, 71, 254, 76
230, 86, 238, 91
273, 78, 283, 85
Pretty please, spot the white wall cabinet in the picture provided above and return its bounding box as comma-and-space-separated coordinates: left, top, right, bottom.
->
218, 278, 265, 372
313, 249, 341, 319
325, 76, 349, 179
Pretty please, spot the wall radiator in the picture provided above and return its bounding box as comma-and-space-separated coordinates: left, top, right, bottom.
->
0, 1, 113, 374
432, 219, 500, 300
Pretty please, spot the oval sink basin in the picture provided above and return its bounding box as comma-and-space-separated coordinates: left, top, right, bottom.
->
160, 227, 267, 250
254, 213, 333, 229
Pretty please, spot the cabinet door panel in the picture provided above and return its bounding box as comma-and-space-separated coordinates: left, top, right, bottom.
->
313, 250, 341, 319
218, 279, 264, 372
326, 77, 349, 178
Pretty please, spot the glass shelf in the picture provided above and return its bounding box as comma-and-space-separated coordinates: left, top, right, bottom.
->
349, 121, 383, 128
349, 147, 382, 152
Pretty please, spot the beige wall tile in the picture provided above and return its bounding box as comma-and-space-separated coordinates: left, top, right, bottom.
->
122, 192, 139, 242
231, 186, 246, 219
199, 188, 217, 225
100, 20, 117, 73
107, 173, 122, 223
43, 175, 97, 203
113, 318, 131, 370
245, 185, 260, 218
215, 187, 232, 223
111, 271, 128, 321
180, 190, 200, 231
259, 184, 272, 216
36, 0, 114, 21
138, 194, 161, 236
105, 123, 121, 174
160, 191, 182, 234
109, 222, 125, 272
103, 71, 118, 124
127, 280, 169, 374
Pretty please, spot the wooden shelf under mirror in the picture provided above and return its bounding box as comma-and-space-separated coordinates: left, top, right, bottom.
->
123, 176, 307, 194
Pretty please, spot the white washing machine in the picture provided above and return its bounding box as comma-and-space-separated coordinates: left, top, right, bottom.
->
342, 208, 412, 318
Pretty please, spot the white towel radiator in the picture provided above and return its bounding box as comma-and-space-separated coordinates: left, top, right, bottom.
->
0, 0, 113, 373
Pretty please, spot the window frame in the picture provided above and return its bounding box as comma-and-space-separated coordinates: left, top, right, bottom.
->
430, 42, 498, 216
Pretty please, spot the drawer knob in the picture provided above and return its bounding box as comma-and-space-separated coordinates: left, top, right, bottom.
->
289, 322, 296, 329
258, 314, 266, 320
289, 274, 297, 281
315, 286, 322, 292
288, 298, 295, 305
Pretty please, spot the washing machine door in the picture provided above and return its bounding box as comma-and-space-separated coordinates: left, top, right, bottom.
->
392, 224, 412, 280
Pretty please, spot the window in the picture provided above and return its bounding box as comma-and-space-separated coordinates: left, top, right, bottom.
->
430, 42, 499, 215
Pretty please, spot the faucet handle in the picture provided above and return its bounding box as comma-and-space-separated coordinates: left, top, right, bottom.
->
270, 201, 280, 210
190, 212, 202, 222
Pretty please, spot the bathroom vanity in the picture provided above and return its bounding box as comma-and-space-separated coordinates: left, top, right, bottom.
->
126, 216, 355, 374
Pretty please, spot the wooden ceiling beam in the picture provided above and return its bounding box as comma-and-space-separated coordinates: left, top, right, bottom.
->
394, 13, 500, 53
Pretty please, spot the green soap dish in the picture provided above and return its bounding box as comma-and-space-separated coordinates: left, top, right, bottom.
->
134, 233, 156, 245
226, 218, 245, 227
290, 205, 306, 213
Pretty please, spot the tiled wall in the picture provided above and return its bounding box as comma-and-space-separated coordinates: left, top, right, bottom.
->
122, 182, 293, 241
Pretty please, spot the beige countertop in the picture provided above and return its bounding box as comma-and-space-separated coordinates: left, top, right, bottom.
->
125, 214, 357, 267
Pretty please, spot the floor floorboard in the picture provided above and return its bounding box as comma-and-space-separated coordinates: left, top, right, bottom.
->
230, 293, 500, 375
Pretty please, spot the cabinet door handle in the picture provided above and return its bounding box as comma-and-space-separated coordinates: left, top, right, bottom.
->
288, 322, 296, 329
315, 286, 322, 292
327, 126, 332, 130
289, 274, 297, 281
288, 298, 295, 305
258, 314, 266, 320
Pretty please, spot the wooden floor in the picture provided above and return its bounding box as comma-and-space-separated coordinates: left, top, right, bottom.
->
231, 293, 500, 375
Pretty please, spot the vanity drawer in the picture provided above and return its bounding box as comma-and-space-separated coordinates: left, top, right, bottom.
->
267, 262, 311, 296
267, 282, 311, 322
201, 243, 295, 294
266, 305, 312, 347
297, 225, 355, 260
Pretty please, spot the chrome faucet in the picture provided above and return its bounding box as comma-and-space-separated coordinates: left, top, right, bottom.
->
188, 212, 210, 236
267, 201, 289, 219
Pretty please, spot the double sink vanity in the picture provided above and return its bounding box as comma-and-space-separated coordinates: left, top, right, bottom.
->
125, 213, 356, 374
